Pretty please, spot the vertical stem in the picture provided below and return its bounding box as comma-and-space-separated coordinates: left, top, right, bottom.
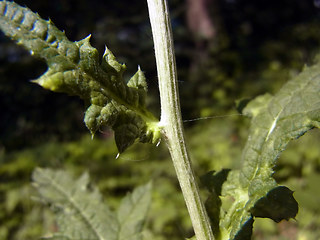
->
146, 0, 214, 239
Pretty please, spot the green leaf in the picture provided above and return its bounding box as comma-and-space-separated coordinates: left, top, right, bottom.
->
117, 182, 152, 240
201, 170, 230, 238
250, 186, 298, 222
0, 1, 160, 153
186, 237, 196, 240
32, 168, 118, 240
217, 60, 320, 239
233, 217, 253, 240
32, 168, 152, 240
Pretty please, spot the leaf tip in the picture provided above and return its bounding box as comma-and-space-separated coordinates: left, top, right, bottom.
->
31, 72, 64, 92
84, 34, 92, 42
102, 46, 126, 74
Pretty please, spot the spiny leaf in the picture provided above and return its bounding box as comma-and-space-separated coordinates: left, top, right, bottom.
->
0, 0, 160, 153
32, 168, 152, 240
215, 60, 320, 239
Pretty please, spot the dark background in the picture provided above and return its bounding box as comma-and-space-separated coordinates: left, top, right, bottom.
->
1, 0, 320, 151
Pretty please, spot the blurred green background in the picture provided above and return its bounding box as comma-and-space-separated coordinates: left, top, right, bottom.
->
1, 0, 320, 239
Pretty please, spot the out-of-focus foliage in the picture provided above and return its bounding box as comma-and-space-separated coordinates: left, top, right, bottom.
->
179, 0, 320, 119
1, 119, 320, 239
33, 168, 152, 240
1, 0, 320, 239
0, 119, 243, 240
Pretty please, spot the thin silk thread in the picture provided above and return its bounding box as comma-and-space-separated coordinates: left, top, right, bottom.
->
183, 113, 243, 123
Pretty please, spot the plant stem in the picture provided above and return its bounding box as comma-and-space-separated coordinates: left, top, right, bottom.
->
146, 0, 214, 239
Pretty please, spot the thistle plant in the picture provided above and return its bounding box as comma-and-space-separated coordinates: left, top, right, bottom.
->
1, 0, 320, 239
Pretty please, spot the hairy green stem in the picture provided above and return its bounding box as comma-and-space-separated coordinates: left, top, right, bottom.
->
146, 0, 214, 239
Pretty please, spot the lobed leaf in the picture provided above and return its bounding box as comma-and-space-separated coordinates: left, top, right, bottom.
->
32, 168, 152, 240
0, 0, 160, 153
32, 168, 118, 240
208, 60, 320, 239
